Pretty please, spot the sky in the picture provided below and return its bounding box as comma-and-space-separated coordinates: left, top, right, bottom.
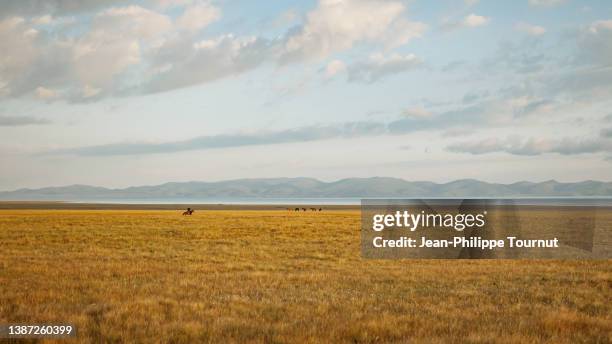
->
1, 0, 612, 190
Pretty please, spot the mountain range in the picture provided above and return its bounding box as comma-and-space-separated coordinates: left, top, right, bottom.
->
1, 178, 612, 200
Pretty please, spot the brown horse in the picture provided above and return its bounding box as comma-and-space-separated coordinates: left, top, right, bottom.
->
182, 208, 194, 216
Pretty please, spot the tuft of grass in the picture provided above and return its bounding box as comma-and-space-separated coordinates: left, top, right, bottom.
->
0, 209, 610, 343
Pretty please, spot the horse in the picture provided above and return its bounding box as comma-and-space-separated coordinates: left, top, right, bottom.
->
182, 208, 194, 216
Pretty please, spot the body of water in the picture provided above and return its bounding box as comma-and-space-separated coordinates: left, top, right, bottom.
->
60, 197, 612, 206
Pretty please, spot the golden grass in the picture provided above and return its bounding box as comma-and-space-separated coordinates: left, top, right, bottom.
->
0, 209, 610, 343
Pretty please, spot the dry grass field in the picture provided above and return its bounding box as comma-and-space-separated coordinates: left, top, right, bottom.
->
0, 209, 610, 343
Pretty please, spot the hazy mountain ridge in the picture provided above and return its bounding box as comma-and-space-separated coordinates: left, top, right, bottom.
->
2, 178, 612, 200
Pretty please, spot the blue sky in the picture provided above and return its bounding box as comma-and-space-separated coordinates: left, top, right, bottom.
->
1, 0, 611, 189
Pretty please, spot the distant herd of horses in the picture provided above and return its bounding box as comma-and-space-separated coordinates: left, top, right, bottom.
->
181, 207, 322, 215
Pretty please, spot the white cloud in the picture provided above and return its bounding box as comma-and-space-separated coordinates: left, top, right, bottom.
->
0, 0, 427, 101
324, 59, 347, 78
82, 84, 101, 98
282, 0, 425, 62
462, 14, 489, 27
441, 13, 490, 31
347, 53, 422, 83
0, 1, 125, 18
576, 20, 612, 67
515, 22, 546, 36
97, 5, 172, 39
588, 20, 612, 34
156, 0, 195, 9
402, 106, 431, 118
0, 17, 41, 96
176, 3, 220, 32
448, 136, 612, 156
35, 86, 59, 100
32, 15, 52, 25
71, 5, 173, 97
145, 34, 272, 93
528, 0, 566, 7
465, 0, 479, 7
3, 0, 605, 107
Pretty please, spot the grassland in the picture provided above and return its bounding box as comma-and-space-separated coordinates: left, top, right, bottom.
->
0, 209, 610, 343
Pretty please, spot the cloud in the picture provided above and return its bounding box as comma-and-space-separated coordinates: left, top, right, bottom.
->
441, 60, 467, 72
462, 90, 488, 104
441, 13, 490, 31
0, 115, 51, 126
0, 0, 427, 101
35, 86, 59, 100
515, 22, 546, 36
0, 0, 125, 18
389, 101, 503, 134
462, 14, 489, 27
281, 0, 425, 63
541, 20, 612, 102
145, 34, 273, 93
545, 65, 612, 104
46, 121, 388, 156
176, 3, 221, 32
0, 17, 44, 97
40, 92, 586, 157
401, 106, 431, 118
324, 53, 422, 83
324, 59, 347, 78
0, 16, 84, 98
0, 5, 178, 100
71, 5, 173, 96
347, 53, 422, 83
0, 3, 230, 101
528, 0, 566, 7
576, 20, 612, 66
32, 15, 53, 25
588, 20, 612, 33
476, 19, 612, 107
81, 84, 101, 98
448, 136, 612, 156
43, 100, 510, 157
155, 0, 195, 10
510, 97, 555, 117
0, 0, 428, 101
601, 128, 612, 138
442, 128, 475, 137
273, 9, 299, 28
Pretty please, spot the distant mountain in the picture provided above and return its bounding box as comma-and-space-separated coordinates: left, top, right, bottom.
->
1, 178, 612, 200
